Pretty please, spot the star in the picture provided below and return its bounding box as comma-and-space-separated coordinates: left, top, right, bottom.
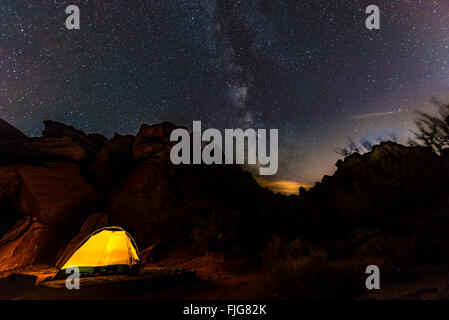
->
0, 0, 448, 187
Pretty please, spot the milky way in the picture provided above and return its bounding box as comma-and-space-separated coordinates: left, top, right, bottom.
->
1, 0, 448, 188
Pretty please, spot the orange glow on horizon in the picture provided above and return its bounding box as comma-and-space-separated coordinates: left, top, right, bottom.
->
256, 178, 312, 195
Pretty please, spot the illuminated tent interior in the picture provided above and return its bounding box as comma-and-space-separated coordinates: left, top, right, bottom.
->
55, 226, 140, 278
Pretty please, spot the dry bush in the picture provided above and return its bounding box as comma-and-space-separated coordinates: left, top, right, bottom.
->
263, 236, 363, 299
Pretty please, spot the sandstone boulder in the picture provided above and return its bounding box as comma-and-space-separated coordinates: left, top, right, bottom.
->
0, 218, 60, 272
87, 133, 108, 146
0, 167, 21, 206
87, 134, 135, 188
25, 137, 87, 162
0, 119, 30, 165
0, 167, 23, 236
17, 162, 98, 226
107, 123, 183, 245
133, 122, 179, 161
108, 153, 173, 246
54, 212, 108, 268
0, 120, 88, 165
0, 119, 28, 140
42, 120, 104, 156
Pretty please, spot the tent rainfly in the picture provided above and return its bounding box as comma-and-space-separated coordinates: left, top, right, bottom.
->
55, 226, 140, 278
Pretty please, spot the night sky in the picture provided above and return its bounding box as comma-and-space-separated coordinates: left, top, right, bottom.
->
1, 1, 448, 193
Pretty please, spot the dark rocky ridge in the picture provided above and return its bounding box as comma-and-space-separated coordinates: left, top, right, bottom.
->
299, 141, 449, 264
0, 118, 449, 280
0, 119, 292, 272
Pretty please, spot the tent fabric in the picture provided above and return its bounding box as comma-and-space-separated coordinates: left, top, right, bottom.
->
57, 226, 139, 277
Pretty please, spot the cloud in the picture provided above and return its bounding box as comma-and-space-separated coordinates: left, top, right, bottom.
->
256, 178, 312, 195
349, 111, 398, 120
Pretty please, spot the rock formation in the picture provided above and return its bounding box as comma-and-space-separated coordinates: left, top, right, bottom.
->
0, 218, 59, 272
1, 119, 449, 274
0, 120, 100, 270
42, 120, 105, 156
54, 212, 109, 268
0, 119, 282, 271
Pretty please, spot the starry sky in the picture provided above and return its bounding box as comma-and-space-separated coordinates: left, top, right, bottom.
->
1, 0, 449, 192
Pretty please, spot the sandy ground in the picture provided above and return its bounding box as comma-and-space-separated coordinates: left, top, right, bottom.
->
2, 252, 449, 300
149, 253, 278, 300
360, 265, 449, 300
0, 253, 277, 300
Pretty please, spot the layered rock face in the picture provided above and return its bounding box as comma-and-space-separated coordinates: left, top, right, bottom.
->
42, 120, 105, 156
0, 119, 282, 271
0, 119, 28, 140
2, 119, 447, 273
27, 137, 87, 162
87, 134, 135, 189
301, 142, 449, 263
0, 218, 59, 271
16, 163, 97, 226
54, 212, 109, 268
108, 122, 178, 246
0, 121, 100, 271
303, 142, 449, 226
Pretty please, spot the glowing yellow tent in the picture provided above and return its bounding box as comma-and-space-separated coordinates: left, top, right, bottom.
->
56, 226, 140, 277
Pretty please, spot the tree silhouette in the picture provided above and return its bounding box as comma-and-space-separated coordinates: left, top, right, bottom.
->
409, 102, 449, 154
336, 136, 390, 157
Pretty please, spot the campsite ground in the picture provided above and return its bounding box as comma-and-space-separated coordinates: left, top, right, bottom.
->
0, 252, 277, 300
2, 244, 449, 300
2, 257, 449, 299
147, 253, 277, 300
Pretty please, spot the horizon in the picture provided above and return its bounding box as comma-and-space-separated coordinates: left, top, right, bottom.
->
1, 1, 449, 188
0, 115, 423, 195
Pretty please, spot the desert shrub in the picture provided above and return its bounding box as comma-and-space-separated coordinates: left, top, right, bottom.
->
172, 164, 288, 264
356, 234, 388, 258
354, 213, 449, 266
356, 233, 418, 266
187, 202, 269, 269
263, 236, 363, 299
190, 208, 225, 250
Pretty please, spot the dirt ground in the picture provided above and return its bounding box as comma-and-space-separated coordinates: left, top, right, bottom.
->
148, 253, 278, 300
0, 252, 277, 300
2, 251, 449, 300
